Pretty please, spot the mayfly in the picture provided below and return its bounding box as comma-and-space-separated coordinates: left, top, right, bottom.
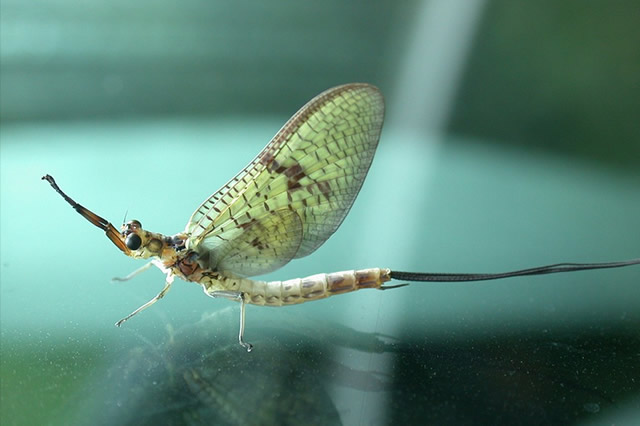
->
43, 83, 639, 351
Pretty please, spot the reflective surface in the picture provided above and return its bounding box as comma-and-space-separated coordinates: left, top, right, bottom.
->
1, 120, 639, 425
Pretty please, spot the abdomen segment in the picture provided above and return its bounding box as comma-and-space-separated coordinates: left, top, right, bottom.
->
236, 268, 392, 306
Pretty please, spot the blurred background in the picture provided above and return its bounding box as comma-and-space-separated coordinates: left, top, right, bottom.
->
2, 0, 639, 168
1, 1, 639, 425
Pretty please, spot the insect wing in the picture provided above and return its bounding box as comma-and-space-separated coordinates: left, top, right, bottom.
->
185, 83, 384, 277
199, 209, 304, 276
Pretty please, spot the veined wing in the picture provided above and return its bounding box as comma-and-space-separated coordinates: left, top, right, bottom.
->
185, 83, 384, 276
199, 209, 304, 277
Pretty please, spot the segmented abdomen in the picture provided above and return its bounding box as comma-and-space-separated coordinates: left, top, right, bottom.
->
241, 268, 391, 306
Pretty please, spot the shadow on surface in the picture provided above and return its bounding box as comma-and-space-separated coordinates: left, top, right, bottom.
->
64, 308, 640, 425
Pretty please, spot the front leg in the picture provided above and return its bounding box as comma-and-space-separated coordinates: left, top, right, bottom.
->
204, 289, 253, 352
115, 275, 174, 327
112, 261, 153, 282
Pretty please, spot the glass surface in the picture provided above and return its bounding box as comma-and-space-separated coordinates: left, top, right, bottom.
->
2, 1, 640, 424
1, 121, 639, 425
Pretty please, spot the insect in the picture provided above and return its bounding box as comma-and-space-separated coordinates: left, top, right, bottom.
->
43, 83, 639, 351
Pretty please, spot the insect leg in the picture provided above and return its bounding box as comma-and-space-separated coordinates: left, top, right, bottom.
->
204, 289, 253, 352
115, 275, 174, 327
111, 261, 154, 282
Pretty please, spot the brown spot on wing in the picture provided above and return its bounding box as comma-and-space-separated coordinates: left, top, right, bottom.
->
259, 149, 276, 167
283, 163, 304, 179
319, 181, 331, 199
267, 159, 287, 174
250, 237, 266, 250
288, 181, 302, 190
284, 162, 307, 191
240, 218, 257, 230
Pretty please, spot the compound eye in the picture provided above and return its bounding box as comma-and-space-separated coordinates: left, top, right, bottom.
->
125, 233, 142, 250
127, 220, 142, 229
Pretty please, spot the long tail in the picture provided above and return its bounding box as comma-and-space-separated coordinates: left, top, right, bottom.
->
390, 258, 640, 282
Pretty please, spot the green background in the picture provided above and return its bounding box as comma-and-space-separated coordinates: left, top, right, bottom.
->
1, 1, 639, 425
